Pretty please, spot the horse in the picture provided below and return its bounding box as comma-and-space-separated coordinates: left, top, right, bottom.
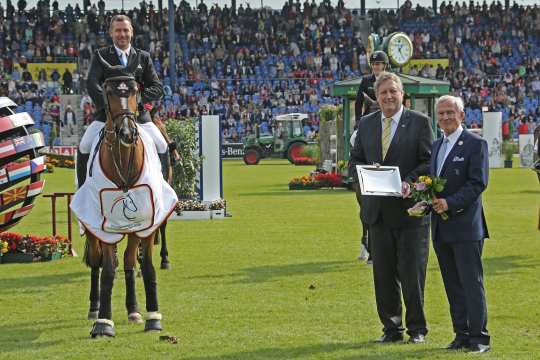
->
71, 73, 177, 337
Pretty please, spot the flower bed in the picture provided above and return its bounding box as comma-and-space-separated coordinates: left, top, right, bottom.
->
288, 171, 343, 190
0, 232, 70, 263
45, 154, 75, 171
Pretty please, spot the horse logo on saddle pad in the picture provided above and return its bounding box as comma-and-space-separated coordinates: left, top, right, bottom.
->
100, 184, 155, 233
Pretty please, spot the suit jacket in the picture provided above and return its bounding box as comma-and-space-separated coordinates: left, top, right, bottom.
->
349, 109, 433, 228
430, 129, 489, 242
86, 46, 163, 123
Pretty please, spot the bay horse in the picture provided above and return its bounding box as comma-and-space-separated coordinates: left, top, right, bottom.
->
81, 75, 166, 337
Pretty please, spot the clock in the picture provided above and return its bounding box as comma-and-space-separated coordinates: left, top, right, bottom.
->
387, 32, 413, 67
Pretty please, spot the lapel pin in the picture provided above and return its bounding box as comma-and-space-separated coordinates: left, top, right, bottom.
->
458, 140, 463, 146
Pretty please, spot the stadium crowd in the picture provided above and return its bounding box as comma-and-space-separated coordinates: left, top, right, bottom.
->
0, 0, 539, 143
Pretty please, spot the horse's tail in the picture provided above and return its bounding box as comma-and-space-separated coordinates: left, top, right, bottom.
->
82, 235, 102, 268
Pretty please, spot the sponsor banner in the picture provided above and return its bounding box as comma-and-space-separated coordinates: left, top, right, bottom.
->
0, 113, 34, 134
14, 63, 78, 82
519, 134, 535, 167
221, 143, 245, 158
482, 112, 503, 168
402, 58, 450, 73
41, 146, 78, 156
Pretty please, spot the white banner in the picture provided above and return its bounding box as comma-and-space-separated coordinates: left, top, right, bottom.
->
200, 115, 222, 203
481, 112, 502, 168
519, 134, 535, 167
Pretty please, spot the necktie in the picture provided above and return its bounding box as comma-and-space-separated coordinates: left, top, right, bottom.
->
436, 138, 449, 176
381, 117, 392, 160
120, 52, 127, 67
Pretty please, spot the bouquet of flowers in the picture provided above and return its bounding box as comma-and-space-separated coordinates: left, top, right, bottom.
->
407, 175, 448, 220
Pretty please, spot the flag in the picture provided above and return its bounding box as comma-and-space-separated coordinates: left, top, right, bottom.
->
0, 209, 14, 223
12, 204, 33, 219
0, 140, 16, 159
31, 156, 45, 173
26, 180, 45, 198
0, 169, 7, 185
0, 113, 34, 134
1, 185, 27, 206
7, 161, 31, 181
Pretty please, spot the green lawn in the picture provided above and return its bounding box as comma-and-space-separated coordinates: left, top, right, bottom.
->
1, 160, 539, 359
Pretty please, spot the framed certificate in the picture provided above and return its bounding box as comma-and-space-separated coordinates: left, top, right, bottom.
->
356, 165, 402, 197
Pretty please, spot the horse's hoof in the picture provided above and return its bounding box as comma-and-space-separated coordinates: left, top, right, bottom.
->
128, 312, 143, 324
160, 261, 171, 270
90, 319, 115, 338
144, 312, 162, 332
88, 310, 99, 321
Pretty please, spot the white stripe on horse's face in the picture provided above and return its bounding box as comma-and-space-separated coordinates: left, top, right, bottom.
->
120, 97, 128, 110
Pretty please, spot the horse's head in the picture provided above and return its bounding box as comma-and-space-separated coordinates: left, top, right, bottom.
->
103, 76, 139, 146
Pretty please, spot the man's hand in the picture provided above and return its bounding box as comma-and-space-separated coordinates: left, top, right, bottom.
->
401, 181, 411, 198
432, 198, 448, 214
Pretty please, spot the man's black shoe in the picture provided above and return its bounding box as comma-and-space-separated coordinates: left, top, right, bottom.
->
446, 339, 469, 350
408, 334, 425, 344
467, 343, 490, 353
373, 333, 404, 343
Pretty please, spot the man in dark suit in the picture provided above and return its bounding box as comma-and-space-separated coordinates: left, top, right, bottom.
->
77, 14, 168, 187
431, 95, 491, 353
350, 72, 433, 344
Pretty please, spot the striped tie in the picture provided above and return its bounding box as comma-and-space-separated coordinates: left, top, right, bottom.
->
381, 117, 392, 160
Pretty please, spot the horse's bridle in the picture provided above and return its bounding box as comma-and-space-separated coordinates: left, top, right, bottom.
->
103, 76, 140, 192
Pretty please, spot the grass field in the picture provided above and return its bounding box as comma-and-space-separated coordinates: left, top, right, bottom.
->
0, 160, 539, 360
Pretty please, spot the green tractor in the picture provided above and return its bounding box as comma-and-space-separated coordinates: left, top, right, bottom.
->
243, 113, 308, 165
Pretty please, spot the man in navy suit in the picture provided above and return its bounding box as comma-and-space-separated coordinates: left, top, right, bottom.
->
431, 95, 490, 353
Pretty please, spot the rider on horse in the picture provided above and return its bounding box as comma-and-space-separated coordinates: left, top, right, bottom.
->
77, 14, 171, 188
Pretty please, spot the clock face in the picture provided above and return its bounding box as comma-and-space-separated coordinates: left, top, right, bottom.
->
388, 33, 413, 66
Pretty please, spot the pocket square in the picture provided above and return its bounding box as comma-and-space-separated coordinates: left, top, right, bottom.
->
452, 156, 465, 162
137, 64, 143, 69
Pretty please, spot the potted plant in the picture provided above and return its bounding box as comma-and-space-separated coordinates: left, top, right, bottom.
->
503, 140, 514, 168
209, 199, 226, 219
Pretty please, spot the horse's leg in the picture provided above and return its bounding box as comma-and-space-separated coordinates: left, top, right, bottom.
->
140, 233, 162, 332
90, 242, 117, 338
125, 235, 143, 323
159, 222, 171, 270
84, 234, 101, 320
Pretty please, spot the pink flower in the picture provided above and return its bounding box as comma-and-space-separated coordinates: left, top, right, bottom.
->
414, 182, 427, 191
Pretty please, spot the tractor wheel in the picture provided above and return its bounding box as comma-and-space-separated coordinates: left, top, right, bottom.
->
286, 142, 306, 164
243, 149, 261, 165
